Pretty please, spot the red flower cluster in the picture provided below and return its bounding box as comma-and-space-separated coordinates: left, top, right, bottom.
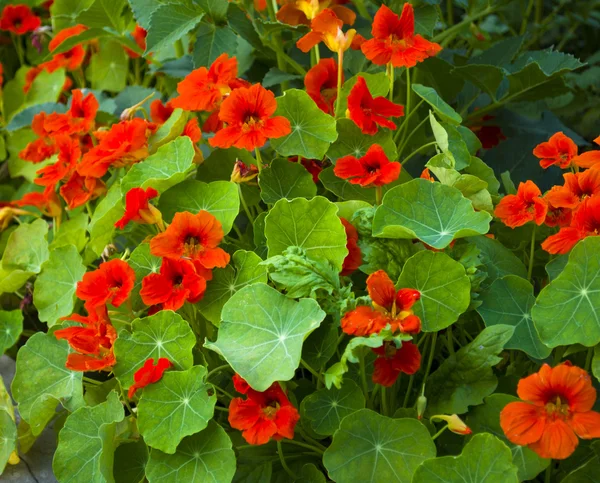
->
0, 5, 41, 35
128, 358, 172, 398
228, 375, 300, 445
334, 144, 401, 187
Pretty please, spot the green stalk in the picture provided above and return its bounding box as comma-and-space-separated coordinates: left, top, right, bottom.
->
277, 441, 295, 478
527, 225, 537, 281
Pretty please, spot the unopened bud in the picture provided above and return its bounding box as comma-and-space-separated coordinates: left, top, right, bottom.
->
416, 395, 427, 420
231, 160, 259, 184
431, 414, 472, 435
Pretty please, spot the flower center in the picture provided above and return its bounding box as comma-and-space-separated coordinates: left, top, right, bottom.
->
262, 401, 280, 419
173, 275, 183, 287
184, 235, 203, 257
545, 396, 570, 419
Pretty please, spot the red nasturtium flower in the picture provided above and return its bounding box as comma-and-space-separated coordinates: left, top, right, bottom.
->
340, 218, 361, 276
140, 257, 207, 311
347, 76, 404, 135
494, 180, 548, 228
500, 363, 600, 460
533, 132, 578, 169
59, 172, 106, 210
0, 4, 41, 34
361, 4, 442, 68
420, 168, 434, 182
115, 187, 162, 230
277, 0, 355, 26
150, 211, 230, 269
128, 358, 173, 398
296, 9, 356, 54
56, 304, 117, 372
34, 135, 80, 187
372, 340, 420, 387
229, 375, 300, 445
150, 99, 175, 124
76, 259, 136, 308
543, 199, 572, 228
305, 58, 340, 114
41, 24, 88, 72
541, 197, 600, 254
171, 54, 238, 112
125, 25, 147, 58
341, 270, 421, 336
334, 144, 401, 187
43, 89, 99, 135
544, 170, 600, 210
209, 84, 291, 151
14, 187, 62, 218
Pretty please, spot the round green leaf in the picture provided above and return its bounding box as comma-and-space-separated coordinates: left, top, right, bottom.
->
271, 89, 338, 160
113, 311, 196, 391
478, 275, 551, 359
114, 440, 148, 483
121, 136, 195, 195
138, 365, 216, 454
532, 237, 600, 348
397, 250, 471, 332
2, 218, 49, 273
205, 283, 325, 391
373, 179, 491, 249
197, 250, 267, 326
265, 196, 348, 272
0, 309, 23, 354
467, 394, 550, 481
12, 332, 84, 436
326, 119, 397, 163
53, 391, 125, 483
562, 457, 600, 483
412, 433, 518, 483
33, 244, 86, 327
258, 158, 317, 204
0, 410, 16, 474
145, 421, 235, 483
50, 212, 89, 253
323, 409, 436, 483
301, 379, 365, 436
158, 180, 240, 235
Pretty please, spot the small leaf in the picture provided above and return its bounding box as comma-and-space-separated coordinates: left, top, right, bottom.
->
425, 325, 514, 415
373, 179, 491, 249
193, 22, 239, 68
467, 235, 527, 287
2, 218, 49, 273
145, 421, 236, 483
158, 180, 240, 235
478, 275, 551, 359
205, 283, 325, 391
327, 119, 398, 163
271, 89, 338, 160
121, 137, 195, 195
412, 84, 462, 124
258, 158, 317, 204
50, 212, 89, 253
0, 310, 23, 355
532, 237, 600, 348
137, 365, 216, 454
301, 379, 365, 436
146, 3, 204, 53
12, 332, 84, 435
53, 391, 125, 483
265, 196, 348, 272
197, 250, 267, 326
397, 250, 471, 332
113, 311, 196, 391
33, 244, 86, 327
412, 433, 518, 483
323, 409, 436, 483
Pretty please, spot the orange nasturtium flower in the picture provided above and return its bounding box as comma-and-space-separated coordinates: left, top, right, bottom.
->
59, 172, 106, 210
229, 375, 300, 445
544, 170, 600, 210
340, 218, 361, 276
341, 270, 421, 336
372, 340, 421, 387
41, 24, 88, 72
533, 132, 579, 169
541, 197, 600, 255
347, 76, 404, 135
361, 4, 441, 68
43, 89, 99, 136
334, 144, 401, 187
76, 259, 136, 308
14, 187, 62, 218
128, 358, 173, 398
140, 257, 207, 311
171, 54, 239, 112
0, 4, 41, 35
296, 9, 356, 54
150, 210, 230, 270
494, 180, 548, 228
34, 135, 80, 187
500, 363, 600, 460
277, 0, 356, 26
150, 99, 175, 124
115, 187, 163, 230
305, 58, 340, 114
209, 84, 291, 151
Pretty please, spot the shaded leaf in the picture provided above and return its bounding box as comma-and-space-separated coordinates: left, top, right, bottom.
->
259, 158, 316, 204
412, 84, 461, 124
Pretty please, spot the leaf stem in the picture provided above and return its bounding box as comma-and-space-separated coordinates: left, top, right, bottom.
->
397, 115, 429, 157
387, 62, 395, 101
313, 45, 320, 66
421, 332, 438, 390
375, 186, 383, 205
301, 359, 325, 385
254, 148, 264, 173
431, 424, 448, 440
119, 383, 136, 418
238, 185, 255, 224
527, 224, 537, 281
359, 350, 370, 402
381, 386, 389, 416
585, 347, 593, 372
432, 6, 500, 44
282, 438, 325, 455
207, 364, 231, 380
402, 374, 415, 408
296, 427, 327, 451
402, 141, 437, 166
446, 326, 455, 355
336, 49, 344, 115
83, 376, 102, 385
277, 441, 296, 478
544, 461, 552, 483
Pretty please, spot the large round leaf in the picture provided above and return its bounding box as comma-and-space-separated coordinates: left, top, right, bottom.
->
258, 158, 316, 204
205, 283, 326, 391
0, 309, 23, 354
12, 332, 84, 436
478, 275, 551, 359
113, 311, 196, 391
532, 237, 600, 348
33, 244, 86, 327
271, 89, 338, 160
158, 180, 240, 235
397, 250, 471, 332
145, 421, 235, 483
467, 394, 550, 481
137, 365, 216, 454
301, 379, 365, 436
53, 391, 125, 483
412, 433, 518, 482
373, 179, 491, 249
265, 196, 348, 272
323, 409, 435, 483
